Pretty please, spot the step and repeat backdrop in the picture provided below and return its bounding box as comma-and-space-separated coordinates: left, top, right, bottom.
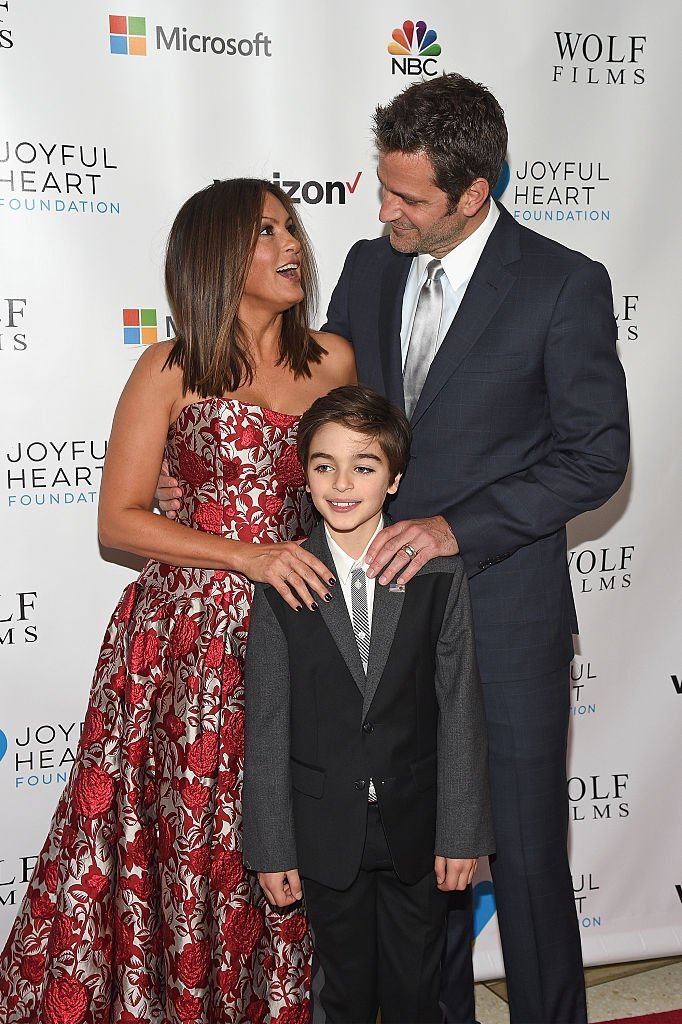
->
1, 0, 680, 980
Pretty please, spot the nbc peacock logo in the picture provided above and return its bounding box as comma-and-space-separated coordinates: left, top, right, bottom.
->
388, 20, 442, 77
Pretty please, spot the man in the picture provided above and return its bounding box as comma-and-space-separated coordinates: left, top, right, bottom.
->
158, 74, 628, 1023
321, 74, 628, 1023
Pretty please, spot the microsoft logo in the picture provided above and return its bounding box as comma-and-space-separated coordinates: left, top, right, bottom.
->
109, 15, 147, 56
123, 308, 157, 345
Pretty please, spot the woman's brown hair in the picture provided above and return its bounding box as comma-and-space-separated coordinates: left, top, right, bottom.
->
164, 178, 323, 396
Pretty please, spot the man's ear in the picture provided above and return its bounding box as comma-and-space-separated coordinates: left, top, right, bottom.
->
460, 177, 490, 218
387, 472, 402, 496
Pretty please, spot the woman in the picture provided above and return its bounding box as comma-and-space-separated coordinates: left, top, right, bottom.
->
0, 179, 355, 1023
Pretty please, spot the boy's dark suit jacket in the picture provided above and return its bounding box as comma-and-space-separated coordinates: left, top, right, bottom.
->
242, 520, 494, 891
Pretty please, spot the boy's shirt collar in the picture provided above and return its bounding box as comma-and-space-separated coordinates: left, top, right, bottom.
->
324, 519, 383, 583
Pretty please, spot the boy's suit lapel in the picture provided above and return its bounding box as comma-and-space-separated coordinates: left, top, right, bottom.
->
363, 574, 404, 721
305, 522, 366, 698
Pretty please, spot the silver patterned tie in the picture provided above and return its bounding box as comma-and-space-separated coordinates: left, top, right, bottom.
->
403, 258, 444, 419
350, 567, 371, 670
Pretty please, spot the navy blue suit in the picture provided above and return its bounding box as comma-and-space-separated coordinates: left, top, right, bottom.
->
322, 202, 629, 1023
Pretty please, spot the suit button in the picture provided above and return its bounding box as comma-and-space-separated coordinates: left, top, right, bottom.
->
362, 722, 374, 734
354, 779, 366, 790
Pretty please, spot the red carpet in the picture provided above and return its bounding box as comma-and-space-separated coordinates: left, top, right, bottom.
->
595, 1010, 682, 1024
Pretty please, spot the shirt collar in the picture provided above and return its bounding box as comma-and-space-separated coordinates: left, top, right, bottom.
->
324, 519, 384, 583
416, 198, 499, 292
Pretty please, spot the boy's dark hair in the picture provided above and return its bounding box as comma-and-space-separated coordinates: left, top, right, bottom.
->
373, 72, 508, 207
164, 178, 323, 398
297, 385, 411, 481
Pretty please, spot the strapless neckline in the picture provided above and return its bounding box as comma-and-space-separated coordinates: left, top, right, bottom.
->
172, 396, 301, 431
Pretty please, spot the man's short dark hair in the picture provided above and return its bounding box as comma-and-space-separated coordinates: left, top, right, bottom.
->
373, 72, 508, 206
297, 385, 411, 482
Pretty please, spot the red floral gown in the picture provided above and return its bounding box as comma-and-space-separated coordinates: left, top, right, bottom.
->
0, 399, 314, 1024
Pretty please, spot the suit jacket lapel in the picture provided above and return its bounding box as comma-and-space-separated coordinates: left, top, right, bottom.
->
363, 562, 405, 722
305, 523, 367, 698
378, 247, 413, 411
410, 204, 520, 427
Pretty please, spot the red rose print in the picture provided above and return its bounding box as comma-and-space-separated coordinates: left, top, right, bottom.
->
186, 845, 210, 875
263, 409, 297, 428
79, 866, 110, 900
179, 778, 211, 814
186, 732, 219, 777
177, 940, 210, 988
204, 636, 224, 668
126, 680, 147, 706
221, 903, 263, 958
209, 849, 243, 893
264, 493, 284, 516
30, 890, 54, 919
172, 988, 204, 1021
43, 976, 89, 1024
223, 459, 240, 484
116, 582, 137, 624
73, 765, 115, 818
224, 708, 245, 757
144, 780, 156, 807
128, 737, 149, 768
236, 425, 263, 450
179, 445, 210, 488
128, 826, 156, 869
158, 815, 174, 859
19, 952, 45, 985
81, 706, 106, 748
274, 446, 305, 488
193, 500, 224, 534
186, 674, 201, 697
47, 911, 77, 955
162, 710, 185, 741
122, 873, 153, 899
44, 858, 59, 894
246, 996, 269, 1024
221, 655, 240, 696
216, 966, 241, 995
129, 628, 159, 675
170, 615, 199, 659
275, 911, 308, 944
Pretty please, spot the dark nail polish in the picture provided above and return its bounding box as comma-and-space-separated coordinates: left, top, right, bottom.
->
324, 593, 332, 602
328, 578, 336, 586
311, 602, 319, 611
295, 604, 302, 612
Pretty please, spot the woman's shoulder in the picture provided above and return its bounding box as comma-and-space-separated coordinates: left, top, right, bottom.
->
311, 330, 356, 385
126, 340, 185, 402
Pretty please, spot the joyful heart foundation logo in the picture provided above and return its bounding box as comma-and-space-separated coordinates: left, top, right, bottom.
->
388, 20, 441, 57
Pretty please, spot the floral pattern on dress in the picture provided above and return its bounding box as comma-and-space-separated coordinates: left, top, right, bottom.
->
0, 399, 314, 1024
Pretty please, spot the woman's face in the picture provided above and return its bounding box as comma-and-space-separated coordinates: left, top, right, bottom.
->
241, 192, 304, 314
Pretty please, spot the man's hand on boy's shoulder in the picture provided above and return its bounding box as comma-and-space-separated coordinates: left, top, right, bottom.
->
365, 516, 458, 586
434, 856, 477, 892
258, 868, 303, 907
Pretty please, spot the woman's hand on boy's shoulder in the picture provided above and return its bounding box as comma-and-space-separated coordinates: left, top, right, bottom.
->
434, 856, 477, 892
258, 868, 303, 907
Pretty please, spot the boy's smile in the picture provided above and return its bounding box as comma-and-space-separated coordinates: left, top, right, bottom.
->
305, 422, 401, 559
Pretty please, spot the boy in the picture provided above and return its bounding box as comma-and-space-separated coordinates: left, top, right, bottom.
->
242, 385, 494, 1024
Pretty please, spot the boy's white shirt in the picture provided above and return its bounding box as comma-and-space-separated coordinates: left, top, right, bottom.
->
324, 519, 383, 631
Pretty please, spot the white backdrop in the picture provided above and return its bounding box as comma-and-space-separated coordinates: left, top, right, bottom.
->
1, 0, 681, 981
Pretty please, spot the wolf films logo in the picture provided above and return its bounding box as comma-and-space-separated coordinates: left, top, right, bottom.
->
388, 20, 441, 77
0, 591, 37, 646
568, 544, 634, 594
0, 1, 12, 49
0, 141, 120, 217
4, 439, 107, 509
494, 157, 612, 225
0, 297, 27, 352
109, 13, 272, 59
568, 773, 629, 822
553, 32, 646, 86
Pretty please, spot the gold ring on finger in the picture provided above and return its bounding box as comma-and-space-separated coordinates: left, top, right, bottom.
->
401, 543, 418, 559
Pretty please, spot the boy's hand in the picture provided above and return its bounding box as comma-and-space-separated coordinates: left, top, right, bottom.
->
434, 856, 477, 892
258, 869, 303, 907
156, 458, 183, 519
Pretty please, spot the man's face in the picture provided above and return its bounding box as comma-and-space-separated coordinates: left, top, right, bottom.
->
377, 149, 470, 258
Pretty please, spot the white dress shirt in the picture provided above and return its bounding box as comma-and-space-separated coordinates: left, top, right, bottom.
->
400, 199, 500, 366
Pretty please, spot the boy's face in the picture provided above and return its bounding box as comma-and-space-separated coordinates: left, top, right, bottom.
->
305, 422, 401, 543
